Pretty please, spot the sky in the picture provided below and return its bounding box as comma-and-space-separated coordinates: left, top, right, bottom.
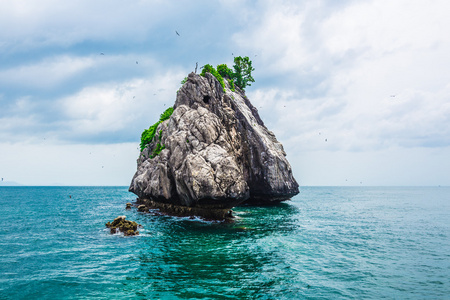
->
1, 0, 449, 186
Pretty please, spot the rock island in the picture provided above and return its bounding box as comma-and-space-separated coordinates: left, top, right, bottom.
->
129, 64, 299, 219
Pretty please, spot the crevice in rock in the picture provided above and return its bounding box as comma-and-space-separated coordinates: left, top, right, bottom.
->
203, 95, 211, 104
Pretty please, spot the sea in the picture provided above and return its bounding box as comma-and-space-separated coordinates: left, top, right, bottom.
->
0, 186, 449, 299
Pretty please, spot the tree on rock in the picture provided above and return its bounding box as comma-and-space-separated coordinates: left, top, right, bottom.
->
201, 56, 255, 92
232, 56, 255, 91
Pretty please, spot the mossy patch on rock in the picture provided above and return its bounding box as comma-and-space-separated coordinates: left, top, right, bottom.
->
140, 107, 173, 152
105, 216, 141, 236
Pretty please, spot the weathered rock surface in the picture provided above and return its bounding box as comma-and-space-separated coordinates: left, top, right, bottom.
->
129, 72, 299, 212
106, 216, 141, 236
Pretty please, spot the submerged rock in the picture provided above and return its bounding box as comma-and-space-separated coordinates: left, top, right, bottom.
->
129, 72, 299, 215
105, 216, 141, 236
137, 204, 148, 212
138, 198, 234, 221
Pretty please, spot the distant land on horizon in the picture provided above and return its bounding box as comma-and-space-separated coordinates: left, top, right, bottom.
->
0, 181, 23, 186
0, 182, 447, 188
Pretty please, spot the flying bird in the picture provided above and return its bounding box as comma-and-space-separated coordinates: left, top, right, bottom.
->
100, 53, 104, 55
176, 31, 180, 36
136, 61, 138, 64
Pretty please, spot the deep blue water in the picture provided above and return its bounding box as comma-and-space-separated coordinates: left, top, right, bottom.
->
0, 186, 449, 299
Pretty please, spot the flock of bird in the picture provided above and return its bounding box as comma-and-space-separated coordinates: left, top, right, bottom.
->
93, 29, 371, 180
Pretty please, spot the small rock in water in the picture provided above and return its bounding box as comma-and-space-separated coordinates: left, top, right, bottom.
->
105, 216, 141, 236
125, 202, 132, 210
137, 204, 148, 212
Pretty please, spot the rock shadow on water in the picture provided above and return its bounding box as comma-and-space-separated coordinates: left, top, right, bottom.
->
234, 200, 301, 234
134, 198, 235, 222
124, 199, 301, 298
129, 196, 300, 230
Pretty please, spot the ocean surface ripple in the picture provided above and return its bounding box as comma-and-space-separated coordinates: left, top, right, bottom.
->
0, 186, 449, 299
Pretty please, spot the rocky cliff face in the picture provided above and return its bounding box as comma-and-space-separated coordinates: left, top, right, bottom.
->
129, 72, 299, 211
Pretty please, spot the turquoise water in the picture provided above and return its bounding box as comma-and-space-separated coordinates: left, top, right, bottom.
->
0, 186, 449, 299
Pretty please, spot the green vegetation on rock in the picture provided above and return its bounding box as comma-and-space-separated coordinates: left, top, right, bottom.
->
200, 56, 254, 92
159, 107, 173, 122
150, 130, 165, 158
142, 57, 254, 154
200, 64, 226, 92
217, 64, 233, 79
232, 56, 255, 91
140, 107, 174, 152
217, 64, 236, 91
150, 142, 165, 158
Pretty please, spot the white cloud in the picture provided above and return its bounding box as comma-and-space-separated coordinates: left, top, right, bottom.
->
0, 55, 96, 89
0, 0, 171, 51
2, 0, 449, 185
233, 1, 312, 76
0, 141, 139, 186
291, 146, 450, 186
0, 55, 186, 144
59, 70, 185, 141
237, 0, 450, 153
322, 0, 449, 57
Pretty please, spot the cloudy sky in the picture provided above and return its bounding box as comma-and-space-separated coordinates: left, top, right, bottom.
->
1, 0, 449, 186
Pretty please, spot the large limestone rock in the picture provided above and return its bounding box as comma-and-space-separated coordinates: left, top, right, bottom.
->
129, 72, 299, 211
